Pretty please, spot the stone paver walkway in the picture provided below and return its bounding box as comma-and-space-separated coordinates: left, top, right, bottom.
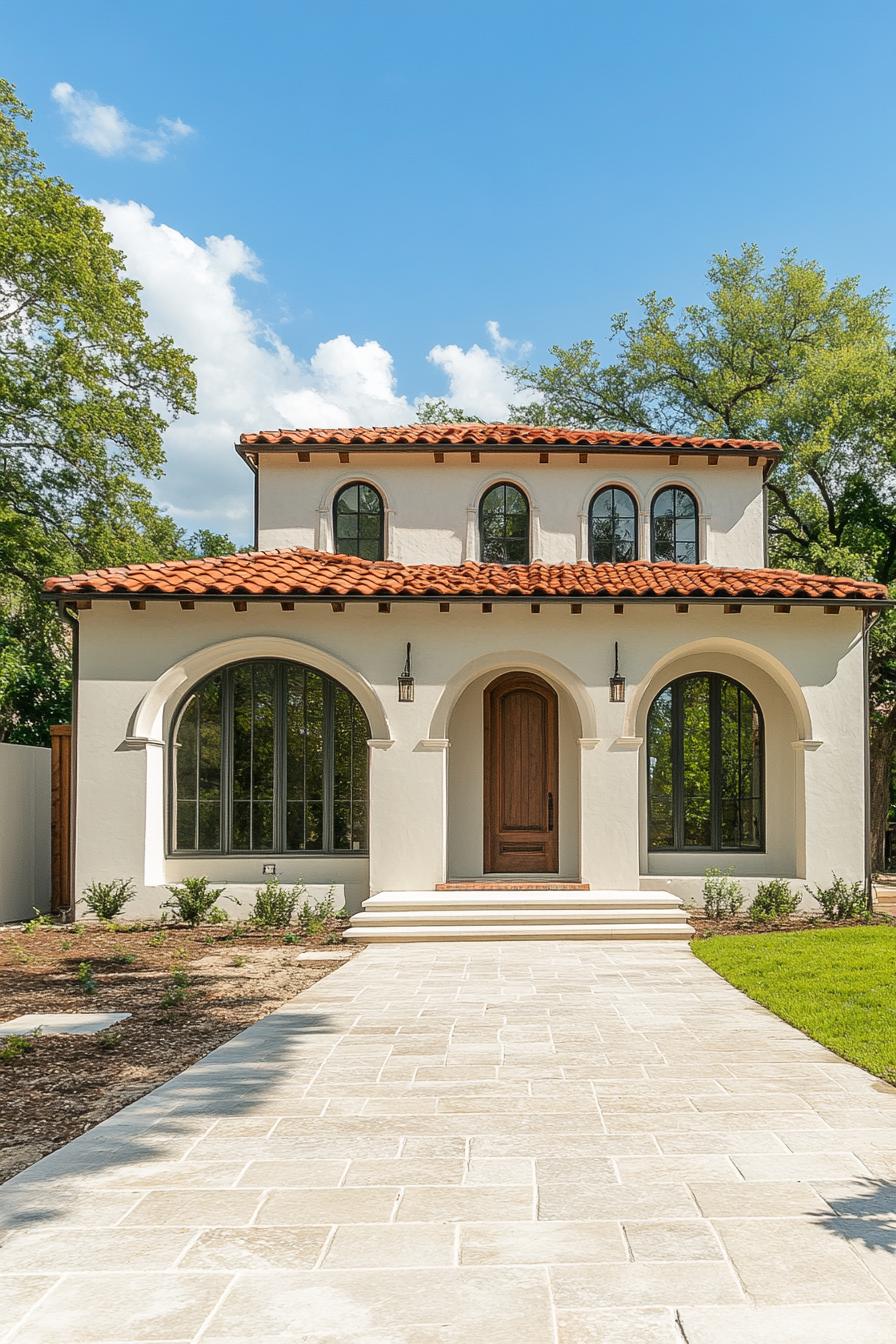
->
3, 942, 896, 1343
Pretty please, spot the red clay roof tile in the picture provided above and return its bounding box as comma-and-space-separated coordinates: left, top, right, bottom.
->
44, 548, 888, 604
238, 422, 780, 453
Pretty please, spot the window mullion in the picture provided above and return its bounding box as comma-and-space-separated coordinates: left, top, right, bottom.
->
222, 670, 233, 854
323, 678, 335, 852
710, 675, 722, 850
672, 681, 684, 850
274, 665, 286, 854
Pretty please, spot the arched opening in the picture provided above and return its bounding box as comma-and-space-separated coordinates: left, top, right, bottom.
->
333, 481, 385, 560
170, 658, 370, 855
589, 486, 638, 563
651, 485, 699, 563
478, 482, 530, 564
646, 672, 763, 853
445, 662, 583, 881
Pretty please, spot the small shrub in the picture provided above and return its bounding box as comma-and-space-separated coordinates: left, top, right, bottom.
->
251, 877, 303, 928
748, 879, 800, 923
702, 868, 744, 920
80, 879, 136, 922
75, 961, 97, 994
161, 966, 190, 1010
111, 952, 137, 966
283, 932, 300, 945
149, 929, 167, 946
300, 887, 336, 937
23, 908, 52, 933
97, 1028, 123, 1050
230, 954, 247, 967
162, 876, 235, 926
0, 1034, 36, 1063
807, 875, 869, 922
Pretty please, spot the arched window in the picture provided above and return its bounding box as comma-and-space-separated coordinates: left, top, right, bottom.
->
333, 482, 384, 560
651, 486, 698, 564
479, 482, 530, 564
589, 486, 638, 563
647, 673, 763, 851
171, 660, 369, 854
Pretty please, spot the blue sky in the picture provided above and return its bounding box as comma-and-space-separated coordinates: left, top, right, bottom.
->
6, 0, 896, 539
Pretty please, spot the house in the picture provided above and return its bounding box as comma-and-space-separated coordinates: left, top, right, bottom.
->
45, 423, 889, 939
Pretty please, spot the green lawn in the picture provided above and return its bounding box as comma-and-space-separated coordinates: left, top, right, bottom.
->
692, 926, 896, 1083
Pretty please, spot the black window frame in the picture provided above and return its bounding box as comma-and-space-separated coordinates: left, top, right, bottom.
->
168, 658, 370, 857
646, 672, 764, 853
588, 486, 639, 564
478, 481, 531, 565
333, 481, 385, 561
650, 486, 699, 564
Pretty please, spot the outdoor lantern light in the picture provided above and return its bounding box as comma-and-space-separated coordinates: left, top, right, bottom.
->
609, 641, 626, 702
398, 642, 415, 702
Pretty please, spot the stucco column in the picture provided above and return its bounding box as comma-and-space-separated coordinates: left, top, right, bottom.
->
579, 735, 641, 890
367, 736, 448, 894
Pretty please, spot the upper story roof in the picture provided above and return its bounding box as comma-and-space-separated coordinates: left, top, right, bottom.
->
238, 422, 781, 461
44, 547, 888, 606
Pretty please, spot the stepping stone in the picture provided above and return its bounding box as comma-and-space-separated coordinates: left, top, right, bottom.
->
0, 1012, 130, 1036
294, 949, 353, 961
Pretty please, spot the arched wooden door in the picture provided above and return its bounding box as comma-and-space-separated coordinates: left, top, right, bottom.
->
484, 672, 559, 873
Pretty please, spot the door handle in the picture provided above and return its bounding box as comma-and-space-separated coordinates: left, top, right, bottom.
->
547, 792, 554, 831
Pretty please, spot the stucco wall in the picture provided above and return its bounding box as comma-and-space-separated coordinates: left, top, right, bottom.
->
0, 743, 51, 923
256, 452, 767, 569
71, 599, 867, 915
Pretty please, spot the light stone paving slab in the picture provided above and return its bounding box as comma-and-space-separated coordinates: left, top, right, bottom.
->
2, 940, 896, 1342
0, 1012, 130, 1036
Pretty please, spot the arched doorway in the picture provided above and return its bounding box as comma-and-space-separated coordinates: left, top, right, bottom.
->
484, 672, 559, 874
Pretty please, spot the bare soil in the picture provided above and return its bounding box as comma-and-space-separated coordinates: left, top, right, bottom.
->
0, 918, 355, 1183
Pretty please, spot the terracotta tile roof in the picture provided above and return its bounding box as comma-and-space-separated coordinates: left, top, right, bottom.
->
44, 548, 888, 604
239, 423, 780, 454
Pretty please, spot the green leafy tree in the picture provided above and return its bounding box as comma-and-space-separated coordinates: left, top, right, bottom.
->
0, 80, 235, 743
415, 398, 484, 424
516, 246, 896, 869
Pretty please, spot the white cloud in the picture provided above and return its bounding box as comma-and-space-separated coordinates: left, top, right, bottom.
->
427, 321, 532, 422
94, 201, 534, 539
51, 83, 193, 161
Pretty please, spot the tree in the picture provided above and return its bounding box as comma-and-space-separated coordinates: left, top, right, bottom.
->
415, 399, 483, 424
515, 245, 896, 870
0, 79, 218, 744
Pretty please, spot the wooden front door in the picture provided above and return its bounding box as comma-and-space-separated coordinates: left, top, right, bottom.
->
484, 672, 559, 873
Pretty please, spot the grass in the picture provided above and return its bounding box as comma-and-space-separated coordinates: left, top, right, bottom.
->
693, 925, 896, 1084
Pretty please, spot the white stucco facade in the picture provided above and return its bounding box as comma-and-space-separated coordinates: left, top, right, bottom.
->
56, 436, 878, 920
70, 594, 867, 917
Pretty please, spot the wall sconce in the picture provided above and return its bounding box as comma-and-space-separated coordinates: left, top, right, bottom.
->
398, 642, 415, 702
609, 640, 626, 702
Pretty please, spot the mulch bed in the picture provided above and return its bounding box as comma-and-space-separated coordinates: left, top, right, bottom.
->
689, 912, 895, 938
0, 918, 355, 1183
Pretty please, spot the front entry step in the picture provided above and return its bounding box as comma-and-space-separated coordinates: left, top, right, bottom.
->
346, 890, 694, 942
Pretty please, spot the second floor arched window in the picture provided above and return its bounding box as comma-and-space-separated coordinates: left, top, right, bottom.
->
589, 486, 638, 563
334, 482, 384, 560
651, 486, 698, 564
479, 482, 530, 564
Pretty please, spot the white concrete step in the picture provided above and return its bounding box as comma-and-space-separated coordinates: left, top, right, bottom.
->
346, 888, 693, 943
363, 889, 684, 911
345, 922, 693, 942
352, 907, 687, 926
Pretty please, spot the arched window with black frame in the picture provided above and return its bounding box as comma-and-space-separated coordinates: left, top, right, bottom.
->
647, 672, 763, 851
589, 486, 638, 563
333, 482, 384, 560
171, 659, 370, 855
650, 486, 698, 564
479, 482, 530, 564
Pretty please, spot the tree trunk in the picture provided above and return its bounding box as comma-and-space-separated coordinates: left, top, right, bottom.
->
869, 704, 896, 874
